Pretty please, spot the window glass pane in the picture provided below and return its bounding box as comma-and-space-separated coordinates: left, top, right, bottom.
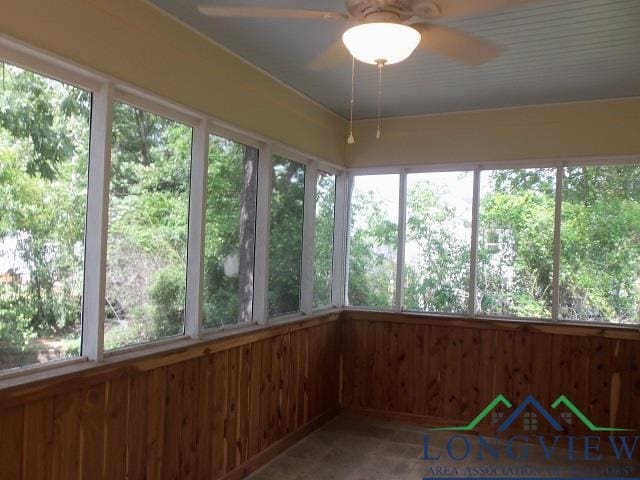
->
105, 102, 191, 350
313, 171, 336, 308
560, 165, 640, 325
0, 62, 90, 370
477, 168, 555, 318
268, 156, 305, 316
203, 135, 257, 329
348, 174, 399, 309
404, 171, 473, 313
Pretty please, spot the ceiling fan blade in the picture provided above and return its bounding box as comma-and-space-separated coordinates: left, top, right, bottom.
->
197, 5, 348, 21
432, 0, 543, 18
308, 40, 351, 70
413, 23, 499, 66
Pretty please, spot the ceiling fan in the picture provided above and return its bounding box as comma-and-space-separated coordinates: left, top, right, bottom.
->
197, 0, 542, 69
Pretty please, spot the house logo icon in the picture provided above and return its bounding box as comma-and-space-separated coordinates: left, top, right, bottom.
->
431, 394, 632, 433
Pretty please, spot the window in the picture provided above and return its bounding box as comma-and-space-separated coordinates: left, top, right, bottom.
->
203, 135, 258, 329
313, 170, 336, 308
348, 174, 399, 309
523, 412, 538, 431
477, 168, 556, 318
105, 101, 192, 350
404, 171, 473, 313
0, 62, 90, 370
268, 156, 305, 316
560, 165, 640, 325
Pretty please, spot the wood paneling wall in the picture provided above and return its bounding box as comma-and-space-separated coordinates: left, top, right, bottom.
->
0, 315, 340, 480
3, 309, 640, 479
340, 311, 640, 435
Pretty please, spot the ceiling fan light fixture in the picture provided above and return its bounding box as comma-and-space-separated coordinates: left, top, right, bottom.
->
342, 22, 421, 65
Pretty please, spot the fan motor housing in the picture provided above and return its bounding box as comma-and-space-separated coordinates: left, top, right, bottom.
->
346, 0, 441, 22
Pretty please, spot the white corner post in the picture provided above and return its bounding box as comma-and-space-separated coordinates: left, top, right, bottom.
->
300, 160, 318, 315
185, 121, 209, 338
331, 171, 349, 308
395, 171, 407, 311
342, 174, 355, 307
468, 167, 481, 317
82, 83, 114, 362
252, 143, 273, 324
551, 166, 564, 322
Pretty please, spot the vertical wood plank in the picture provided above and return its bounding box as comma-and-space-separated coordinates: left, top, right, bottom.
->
128, 372, 149, 480
426, 325, 445, 418
396, 323, 411, 413
52, 391, 81, 480
373, 321, 385, 411
196, 355, 214, 480
104, 375, 129, 480
181, 359, 199, 480
163, 364, 184, 480
416, 324, 430, 417
211, 351, 228, 479
288, 332, 300, 431
628, 340, 640, 430
79, 384, 106, 479
512, 331, 532, 406
569, 336, 590, 435
0, 405, 24, 479
225, 348, 239, 474
248, 341, 263, 457
477, 329, 497, 414
237, 344, 252, 463
146, 366, 167, 480
443, 327, 462, 420
494, 330, 515, 402
280, 333, 291, 434
258, 338, 272, 452
531, 333, 552, 433
588, 336, 611, 429
22, 399, 54, 480
460, 328, 480, 421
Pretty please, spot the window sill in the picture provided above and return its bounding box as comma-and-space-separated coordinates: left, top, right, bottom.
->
343, 308, 640, 339
0, 309, 340, 400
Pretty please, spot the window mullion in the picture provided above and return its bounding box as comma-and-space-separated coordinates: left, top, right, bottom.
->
468, 167, 481, 317
252, 143, 273, 324
331, 172, 349, 308
82, 82, 114, 362
184, 121, 209, 338
343, 174, 355, 306
552, 166, 564, 322
300, 161, 318, 314
395, 170, 408, 311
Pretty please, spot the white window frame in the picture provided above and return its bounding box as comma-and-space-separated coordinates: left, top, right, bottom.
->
346, 156, 640, 330
0, 34, 347, 380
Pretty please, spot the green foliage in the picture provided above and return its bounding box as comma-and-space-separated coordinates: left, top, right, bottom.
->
149, 266, 185, 337
0, 63, 88, 359
313, 172, 336, 308
268, 157, 305, 316
403, 179, 470, 313
348, 189, 397, 309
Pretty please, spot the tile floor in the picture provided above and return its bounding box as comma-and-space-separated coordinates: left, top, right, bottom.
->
247, 414, 639, 480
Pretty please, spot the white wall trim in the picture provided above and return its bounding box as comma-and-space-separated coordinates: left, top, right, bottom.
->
184, 121, 209, 338
81, 82, 114, 361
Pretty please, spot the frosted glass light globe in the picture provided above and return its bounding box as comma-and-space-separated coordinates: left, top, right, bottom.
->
342, 23, 421, 65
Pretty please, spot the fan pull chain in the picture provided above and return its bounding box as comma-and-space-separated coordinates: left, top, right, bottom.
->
376, 60, 385, 140
347, 56, 355, 144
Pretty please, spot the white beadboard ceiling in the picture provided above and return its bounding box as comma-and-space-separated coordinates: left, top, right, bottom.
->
149, 0, 640, 119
